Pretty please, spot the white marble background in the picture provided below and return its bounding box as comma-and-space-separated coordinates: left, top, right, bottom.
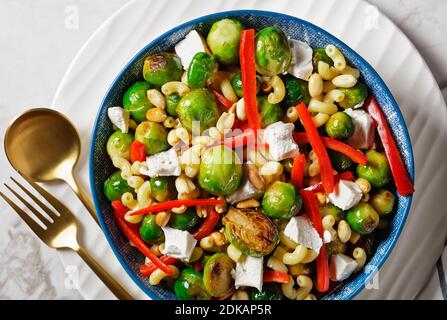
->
0, 0, 446, 299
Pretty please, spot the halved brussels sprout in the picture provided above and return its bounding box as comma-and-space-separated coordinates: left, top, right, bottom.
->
169, 207, 198, 231
198, 145, 243, 195
174, 268, 211, 300
250, 283, 283, 300
106, 130, 133, 160
150, 177, 170, 202
139, 214, 164, 244
328, 150, 353, 172
258, 96, 283, 128
166, 93, 181, 117
346, 203, 380, 235
207, 18, 244, 65
135, 121, 169, 155
143, 52, 183, 87
122, 81, 153, 123
325, 111, 355, 139
203, 253, 235, 297
103, 171, 133, 201
338, 83, 368, 109
262, 181, 302, 220
370, 189, 395, 216
357, 150, 390, 188
320, 203, 344, 223
223, 207, 279, 257
177, 88, 221, 134
282, 75, 310, 107
231, 72, 260, 98
187, 52, 216, 89
312, 47, 332, 70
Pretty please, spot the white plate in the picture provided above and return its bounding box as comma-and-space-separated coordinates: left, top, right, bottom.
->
52, 0, 447, 299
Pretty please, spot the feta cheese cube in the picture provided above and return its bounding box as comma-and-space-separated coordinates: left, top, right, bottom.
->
283, 216, 323, 253
161, 227, 197, 261
287, 40, 313, 81
330, 253, 358, 281
262, 121, 300, 161
225, 177, 263, 204
328, 179, 362, 211
143, 148, 181, 177
107, 107, 130, 133
174, 30, 209, 69
344, 109, 375, 149
234, 256, 264, 292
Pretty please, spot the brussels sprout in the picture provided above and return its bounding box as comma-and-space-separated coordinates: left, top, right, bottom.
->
187, 52, 216, 89
122, 81, 153, 123
325, 238, 347, 256
169, 207, 198, 231
143, 52, 183, 87
198, 145, 243, 195
282, 75, 310, 107
103, 171, 133, 202
255, 26, 292, 76
135, 121, 169, 155
357, 150, 390, 188
166, 93, 181, 117
177, 88, 221, 134
106, 130, 133, 160
174, 268, 211, 300
206, 18, 244, 65
320, 203, 344, 223
312, 47, 332, 70
262, 181, 302, 220
150, 177, 170, 202
139, 214, 164, 243
325, 112, 355, 139
223, 207, 279, 257
203, 253, 235, 297
338, 83, 368, 109
328, 150, 353, 172
258, 96, 283, 128
346, 203, 380, 235
231, 72, 260, 98
250, 283, 283, 300
370, 189, 395, 216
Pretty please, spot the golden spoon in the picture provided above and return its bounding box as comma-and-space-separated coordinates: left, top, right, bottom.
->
4, 108, 99, 225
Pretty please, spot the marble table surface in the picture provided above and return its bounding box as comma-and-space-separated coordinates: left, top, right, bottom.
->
0, 0, 446, 299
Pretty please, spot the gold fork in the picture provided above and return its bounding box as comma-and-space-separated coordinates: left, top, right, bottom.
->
0, 173, 133, 300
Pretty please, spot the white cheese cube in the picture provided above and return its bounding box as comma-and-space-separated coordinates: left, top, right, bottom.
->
287, 40, 313, 81
143, 148, 181, 177
328, 179, 362, 211
174, 30, 209, 69
225, 177, 263, 204
344, 109, 375, 149
283, 215, 323, 253
262, 121, 300, 161
161, 227, 197, 261
330, 253, 358, 281
234, 256, 264, 292
107, 107, 130, 133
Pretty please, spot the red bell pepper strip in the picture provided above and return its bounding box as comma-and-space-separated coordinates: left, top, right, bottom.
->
113, 210, 173, 276
212, 89, 233, 110
130, 140, 147, 163
140, 256, 178, 277
193, 261, 202, 273
296, 103, 335, 193
130, 198, 224, 216
291, 153, 306, 189
240, 29, 261, 131
194, 208, 220, 240
263, 270, 292, 284
365, 96, 415, 196
293, 132, 368, 165
306, 171, 355, 193
300, 190, 329, 293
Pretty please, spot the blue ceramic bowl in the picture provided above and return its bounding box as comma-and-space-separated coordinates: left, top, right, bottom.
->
90, 10, 414, 300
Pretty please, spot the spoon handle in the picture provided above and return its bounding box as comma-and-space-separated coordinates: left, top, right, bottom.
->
65, 173, 99, 225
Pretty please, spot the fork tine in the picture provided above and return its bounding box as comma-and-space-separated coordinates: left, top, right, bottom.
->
0, 190, 45, 237
10, 177, 58, 221
4, 183, 53, 225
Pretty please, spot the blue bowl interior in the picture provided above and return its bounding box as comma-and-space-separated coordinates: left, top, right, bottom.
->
90, 10, 414, 300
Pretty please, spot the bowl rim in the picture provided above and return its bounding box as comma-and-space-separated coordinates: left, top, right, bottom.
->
89, 9, 414, 300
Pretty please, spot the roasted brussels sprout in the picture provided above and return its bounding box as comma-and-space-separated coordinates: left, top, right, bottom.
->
106, 130, 133, 160
207, 18, 244, 65
169, 207, 198, 231
346, 203, 380, 235
370, 189, 395, 216
250, 283, 283, 300
258, 96, 283, 128
223, 207, 279, 257
198, 145, 243, 195
176, 88, 221, 134
143, 52, 183, 87
357, 150, 390, 188
150, 177, 170, 202
325, 111, 355, 139
203, 253, 235, 297
338, 83, 368, 109
122, 81, 153, 123
325, 238, 347, 256
139, 214, 164, 243
320, 203, 344, 223
187, 52, 216, 89
166, 93, 181, 117
328, 150, 353, 172
103, 171, 133, 202
282, 75, 310, 107
312, 47, 332, 70
255, 26, 292, 76
262, 181, 302, 220
174, 268, 211, 300
231, 72, 260, 98
135, 121, 169, 155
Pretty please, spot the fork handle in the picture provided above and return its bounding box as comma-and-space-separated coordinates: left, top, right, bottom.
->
76, 246, 134, 300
